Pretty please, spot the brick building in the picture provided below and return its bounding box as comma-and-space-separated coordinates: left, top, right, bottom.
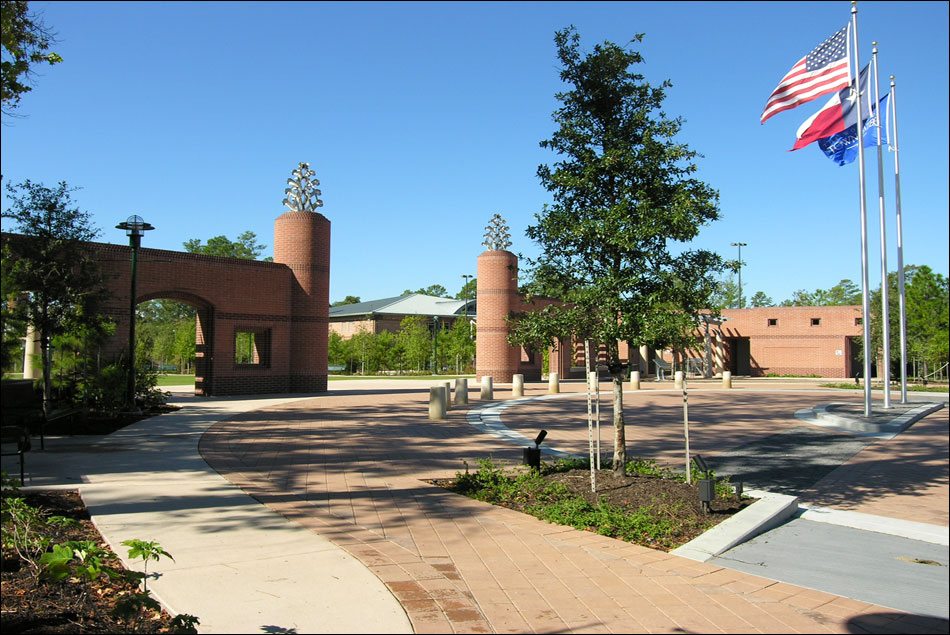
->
475, 245, 864, 381
700, 305, 863, 378
328, 294, 475, 339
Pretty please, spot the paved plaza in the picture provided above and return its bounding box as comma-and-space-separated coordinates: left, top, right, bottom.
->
4, 378, 948, 634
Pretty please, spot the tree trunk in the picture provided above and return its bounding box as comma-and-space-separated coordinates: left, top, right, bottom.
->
611, 373, 626, 472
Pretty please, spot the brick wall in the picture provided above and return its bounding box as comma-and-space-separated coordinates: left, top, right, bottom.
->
6, 210, 331, 396
715, 306, 862, 378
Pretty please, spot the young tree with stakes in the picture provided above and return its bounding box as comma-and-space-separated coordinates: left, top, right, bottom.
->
510, 27, 724, 473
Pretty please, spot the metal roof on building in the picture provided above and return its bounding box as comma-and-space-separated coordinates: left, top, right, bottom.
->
329, 294, 476, 319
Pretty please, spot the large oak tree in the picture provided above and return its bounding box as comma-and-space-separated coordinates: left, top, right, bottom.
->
510, 27, 724, 472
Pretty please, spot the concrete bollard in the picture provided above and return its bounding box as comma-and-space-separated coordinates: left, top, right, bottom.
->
630, 370, 640, 391
722, 370, 732, 389
674, 370, 684, 390
443, 381, 453, 409
512, 374, 524, 398
454, 378, 468, 405
429, 386, 446, 420
480, 376, 494, 400
548, 372, 560, 394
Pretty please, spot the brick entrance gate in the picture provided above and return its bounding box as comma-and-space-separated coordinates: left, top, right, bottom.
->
91, 210, 330, 396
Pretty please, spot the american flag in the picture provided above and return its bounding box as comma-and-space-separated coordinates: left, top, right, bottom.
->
760, 25, 851, 124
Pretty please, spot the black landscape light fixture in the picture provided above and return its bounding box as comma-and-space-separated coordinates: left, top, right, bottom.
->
116, 215, 154, 412
534, 429, 548, 448
524, 429, 547, 471
692, 454, 715, 513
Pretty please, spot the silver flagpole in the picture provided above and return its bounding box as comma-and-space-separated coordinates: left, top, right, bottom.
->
890, 75, 908, 403
852, 2, 872, 416
872, 43, 891, 408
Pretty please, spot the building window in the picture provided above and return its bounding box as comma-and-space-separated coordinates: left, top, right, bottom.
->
767, 318, 778, 327
811, 318, 821, 326
855, 317, 863, 326
235, 328, 271, 367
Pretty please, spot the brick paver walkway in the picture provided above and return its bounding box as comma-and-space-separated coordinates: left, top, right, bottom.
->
199, 380, 948, 634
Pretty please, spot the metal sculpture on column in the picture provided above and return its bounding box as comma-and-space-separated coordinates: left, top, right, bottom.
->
282, 162, 324, 212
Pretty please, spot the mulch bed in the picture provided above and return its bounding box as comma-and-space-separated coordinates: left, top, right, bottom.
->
1, 490, 183, 634
434, 467, 756, 550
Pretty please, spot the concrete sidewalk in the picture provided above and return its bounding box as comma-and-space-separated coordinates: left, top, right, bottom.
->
3, 393, 411, 634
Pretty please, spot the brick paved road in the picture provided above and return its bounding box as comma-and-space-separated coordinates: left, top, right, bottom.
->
200, 380, 948, 634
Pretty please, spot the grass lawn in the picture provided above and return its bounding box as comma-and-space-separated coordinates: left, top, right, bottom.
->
329, 374, 475, 381
156, 374, 195, 386
820, 381, 948, 393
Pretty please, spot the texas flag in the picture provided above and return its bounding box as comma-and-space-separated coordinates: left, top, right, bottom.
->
791, 65, 870, 151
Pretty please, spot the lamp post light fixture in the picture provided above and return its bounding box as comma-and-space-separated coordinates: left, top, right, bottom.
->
116, 215, 155, 412
731, 242, 747, 309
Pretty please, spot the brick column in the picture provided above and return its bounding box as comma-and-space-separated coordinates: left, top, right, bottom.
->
274, 211, 330, 392
476, 249, 520, 384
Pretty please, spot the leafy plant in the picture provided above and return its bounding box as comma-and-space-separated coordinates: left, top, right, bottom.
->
39, 539, 116, 582
1, 495, 50, 573
113, 539, 200, 634
121, 538, 172, 593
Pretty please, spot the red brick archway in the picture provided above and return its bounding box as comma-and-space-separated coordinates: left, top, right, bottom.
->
68, 210, 331, 396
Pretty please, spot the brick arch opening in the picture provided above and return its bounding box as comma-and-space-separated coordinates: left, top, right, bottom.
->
136, 291, 215, 396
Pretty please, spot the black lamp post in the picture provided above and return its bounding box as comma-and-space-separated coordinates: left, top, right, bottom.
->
116, 215, 154, 411
461, 274, 473, 318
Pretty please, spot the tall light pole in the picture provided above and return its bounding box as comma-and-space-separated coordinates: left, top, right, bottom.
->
731, 242, 747, 308
116, 215, 154, 412
461, 274, 473, 317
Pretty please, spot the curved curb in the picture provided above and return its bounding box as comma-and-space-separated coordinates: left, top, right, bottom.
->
670, 489, 800, 562
795, 401, 945, 438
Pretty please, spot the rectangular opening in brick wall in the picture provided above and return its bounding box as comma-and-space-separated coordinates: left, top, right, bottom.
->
811, 317, 821, 326
855, 317, 863, 326
767, 318, 778, 327
234, 328, 271, 368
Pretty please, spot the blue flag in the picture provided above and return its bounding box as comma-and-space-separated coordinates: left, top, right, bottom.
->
818, 93, 890, 166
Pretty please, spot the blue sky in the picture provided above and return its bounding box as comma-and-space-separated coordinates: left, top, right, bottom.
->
2, 1, 947, 305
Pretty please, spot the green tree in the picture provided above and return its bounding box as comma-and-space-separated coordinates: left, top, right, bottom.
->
331, 295, 361, 307
183, 231, 268, 260
1, 1, 62, 115
2, 180, 105, 415
442, 317, 475, 373
510, 27, 724, 473
781, 279, 860, 307
868, 266, 948, 380
749, 291, 773, 307
328, 331, 351, 370
455, 278, 477, 301
709, 273, 741, 311
824, 279, 861, 306
398, 315, 431, 372
402, 284, 448, 297
903, 266, 948, 376
136, 300, 196, 373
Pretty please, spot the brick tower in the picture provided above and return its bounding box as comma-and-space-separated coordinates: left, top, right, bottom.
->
273, 163, 330, 392
476, 214, 520, 384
